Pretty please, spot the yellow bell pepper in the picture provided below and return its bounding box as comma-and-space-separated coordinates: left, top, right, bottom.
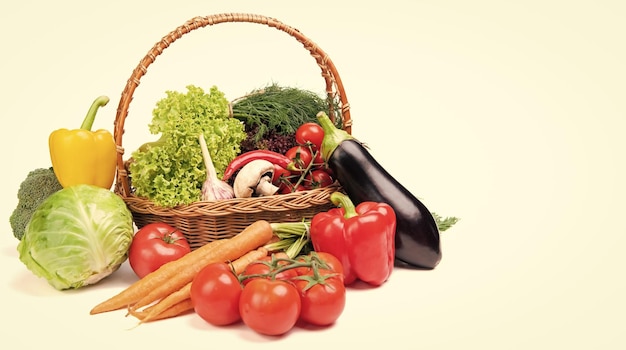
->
49, 96, 117, 189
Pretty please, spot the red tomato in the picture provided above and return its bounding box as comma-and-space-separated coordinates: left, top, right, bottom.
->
241, 254, 298, 285
294, 251, 344, 281
295, 122, 324, 151
278, 181, 294, 194
190, 262, 243, 326
272, 164, 291, 185
293, 272, 346, 326
239, 279, 301, 336
304, 169, 334, 189
311, 149, 324, 167
309, 252, 344, 278
285, 145, 313, 173
128, 222, 191, 278
279, 181, 307, 194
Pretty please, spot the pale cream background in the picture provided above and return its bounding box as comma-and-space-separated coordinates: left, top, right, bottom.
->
1, 1, 624, 349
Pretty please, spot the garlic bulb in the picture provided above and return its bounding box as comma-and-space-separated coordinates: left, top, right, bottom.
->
198, 134, 235, 201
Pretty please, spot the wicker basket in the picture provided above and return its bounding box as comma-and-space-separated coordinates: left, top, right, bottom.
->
113, 13, 352, 249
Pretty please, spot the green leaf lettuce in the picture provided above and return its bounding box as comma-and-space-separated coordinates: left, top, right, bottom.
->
129, 85, 246, 207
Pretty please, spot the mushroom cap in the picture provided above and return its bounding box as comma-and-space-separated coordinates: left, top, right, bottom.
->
233, 159, 278, 198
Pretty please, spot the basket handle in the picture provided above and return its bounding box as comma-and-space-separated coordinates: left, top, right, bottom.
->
113, 13, 352, 197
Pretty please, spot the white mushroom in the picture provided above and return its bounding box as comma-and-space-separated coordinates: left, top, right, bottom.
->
233, 159, 279, 198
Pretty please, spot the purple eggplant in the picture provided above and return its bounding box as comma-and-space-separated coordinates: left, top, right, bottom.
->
317, 112, 441, 269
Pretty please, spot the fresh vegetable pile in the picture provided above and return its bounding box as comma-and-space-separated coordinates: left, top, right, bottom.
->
9, 82, 459, 337
13, 97, 134, 290
125, 84, 342, 207
90, 220, 345, 335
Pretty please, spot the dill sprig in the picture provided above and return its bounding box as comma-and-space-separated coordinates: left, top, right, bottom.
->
432, 212, 460, 232
231, 83, 340, 144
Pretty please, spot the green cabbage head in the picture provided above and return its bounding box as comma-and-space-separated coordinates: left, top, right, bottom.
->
17, 184, 134, 290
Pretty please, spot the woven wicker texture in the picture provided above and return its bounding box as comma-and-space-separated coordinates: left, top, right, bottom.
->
112, 13, 352, 249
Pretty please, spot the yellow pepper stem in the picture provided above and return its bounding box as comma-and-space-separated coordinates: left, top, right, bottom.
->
49, 95, 117, 189
80, 96, 110, 130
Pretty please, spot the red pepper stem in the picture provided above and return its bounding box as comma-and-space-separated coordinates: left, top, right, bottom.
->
330, 191, 358, 219
80, 95, 110, 131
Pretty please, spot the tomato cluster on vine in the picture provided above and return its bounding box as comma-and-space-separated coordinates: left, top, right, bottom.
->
190, 251, 346, 336
275, 122, 335, 193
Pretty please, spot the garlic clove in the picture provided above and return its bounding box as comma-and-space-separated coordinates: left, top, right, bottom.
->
199, 134, 235, 201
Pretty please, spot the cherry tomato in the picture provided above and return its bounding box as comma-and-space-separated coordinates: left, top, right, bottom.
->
279, 181, 307, 194
241, 254, 298, 285
278, 181, 294, 194
311, 149, 324, 167
304, 169, 334, 189
295, 251, 345, 281
128, 222, 191, 278
272, 164, 292, 185
292, 183, 308, 192
190, 262, 243, 326
239, 279, 302, 336
279, 183, 301, 194
285, 145, 313, 173
295, 122, 324, 151
293, 271, 346, 326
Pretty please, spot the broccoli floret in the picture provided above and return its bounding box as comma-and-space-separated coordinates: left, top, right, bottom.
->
9, 167, 63, 240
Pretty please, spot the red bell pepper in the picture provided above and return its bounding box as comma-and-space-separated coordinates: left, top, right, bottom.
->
310, 192, 396, 286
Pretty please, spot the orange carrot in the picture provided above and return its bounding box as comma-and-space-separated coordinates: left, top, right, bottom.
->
230, 246, 269, 274
132, 283, 192, 321
134, 246, 269, 323
130, 299, 194, 322
129, 226, 271, 312
149, 299, 194, 321
90, 220, 274, 315
90, 239, 227, 314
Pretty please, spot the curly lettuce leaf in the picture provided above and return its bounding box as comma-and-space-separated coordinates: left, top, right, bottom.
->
129, 85, 246, 207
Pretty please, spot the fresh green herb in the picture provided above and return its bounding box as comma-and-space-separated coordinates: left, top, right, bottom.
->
129, 85, 246, 207
239, 126, 296, 155
432, 212, 460, 232
231, 83, 341, 153
231, 83, 328, 136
